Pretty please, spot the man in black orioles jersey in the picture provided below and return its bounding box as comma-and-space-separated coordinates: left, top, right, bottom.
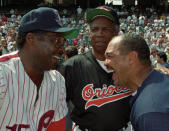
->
59, 6, 132, 131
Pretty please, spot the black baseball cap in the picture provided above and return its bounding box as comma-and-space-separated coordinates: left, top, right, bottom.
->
87, 6, 119, 25
18, 7, 78, 39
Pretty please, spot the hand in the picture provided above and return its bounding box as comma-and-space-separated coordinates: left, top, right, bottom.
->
155, 66, 169, 75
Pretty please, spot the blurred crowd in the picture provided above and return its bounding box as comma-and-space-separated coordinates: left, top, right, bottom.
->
0, 5, 169, 68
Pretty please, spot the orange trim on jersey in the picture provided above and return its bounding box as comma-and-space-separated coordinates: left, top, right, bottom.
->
46, 117, 66, 131
0, 53, 19, 62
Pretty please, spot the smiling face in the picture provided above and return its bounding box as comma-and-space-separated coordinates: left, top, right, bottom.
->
30, 31, 65, 71
89, 16, 117, 60
104, 36, 130, 86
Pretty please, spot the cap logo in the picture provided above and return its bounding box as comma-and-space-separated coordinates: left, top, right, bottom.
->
97, 7, 110, 12
55, 11, 62, 25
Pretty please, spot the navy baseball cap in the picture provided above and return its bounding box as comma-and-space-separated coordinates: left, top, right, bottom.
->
87, 6, 119, 25
18, 7, 78, 39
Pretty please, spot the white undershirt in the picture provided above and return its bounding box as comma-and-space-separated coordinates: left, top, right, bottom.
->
96, 59, 110, 73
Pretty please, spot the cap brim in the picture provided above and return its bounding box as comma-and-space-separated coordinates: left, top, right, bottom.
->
87, 9, 115, 23
56, 28, 79, 39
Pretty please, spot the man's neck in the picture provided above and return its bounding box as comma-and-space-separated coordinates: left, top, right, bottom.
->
128, 65, 153, 92
92, 49, 105, 61
19, 51, 44, 88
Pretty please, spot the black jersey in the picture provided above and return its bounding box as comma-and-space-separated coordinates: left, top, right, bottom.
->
59, 50, 132, 131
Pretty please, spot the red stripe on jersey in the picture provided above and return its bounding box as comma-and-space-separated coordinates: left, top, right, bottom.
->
59, 83, 64, 118
26, 78, 30, 112
36, 85, 43, 129
49, 76, 53, 109
32, 95, 36, 122
0, 97, 10, 129
16, 60, 20, 122
0, 74, 10, 129
7, 71, 15, 127
21, 72, 26, 123
51, 79, 55, 109
44, 76, 48, 112
60, 96, 64, 117
29, 85, 35, 114
22, 72, 26, 99
48, 74, 54, 109
0, 71, 4, 111
26, 78, 31, 124
55, 87, 60, 121
0, 53, 18, 62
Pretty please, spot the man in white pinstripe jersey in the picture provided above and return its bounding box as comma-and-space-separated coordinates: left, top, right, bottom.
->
0, 7, 77, 131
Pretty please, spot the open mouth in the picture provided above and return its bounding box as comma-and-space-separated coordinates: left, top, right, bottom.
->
52, 55, 63, 63
109, 67, 116, 81
95, 41, 107, 47
107, 67, 117, 84
51, 55, 59, 65
50, 55, 62, 69
105, 66, 119, 85
106, 65, 114, 73
52, 55, 60, 59
108, 69, 114, 73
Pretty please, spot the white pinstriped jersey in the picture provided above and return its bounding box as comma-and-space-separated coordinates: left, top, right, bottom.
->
0, 51, 68, 131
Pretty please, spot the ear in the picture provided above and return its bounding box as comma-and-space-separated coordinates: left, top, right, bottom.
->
64, 55, 68, 60
127, 51, 138, 65
25, 33, 35, 45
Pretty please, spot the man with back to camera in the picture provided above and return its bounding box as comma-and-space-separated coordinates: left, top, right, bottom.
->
59, 6, 132, 131
104, 33, 169, 131
63, 45, 78, 131
0, 7, 77, 131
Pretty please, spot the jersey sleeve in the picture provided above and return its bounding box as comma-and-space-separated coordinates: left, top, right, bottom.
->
135, 112, 169, 131
0, 65, 8, 109
54, 72, 68, 121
